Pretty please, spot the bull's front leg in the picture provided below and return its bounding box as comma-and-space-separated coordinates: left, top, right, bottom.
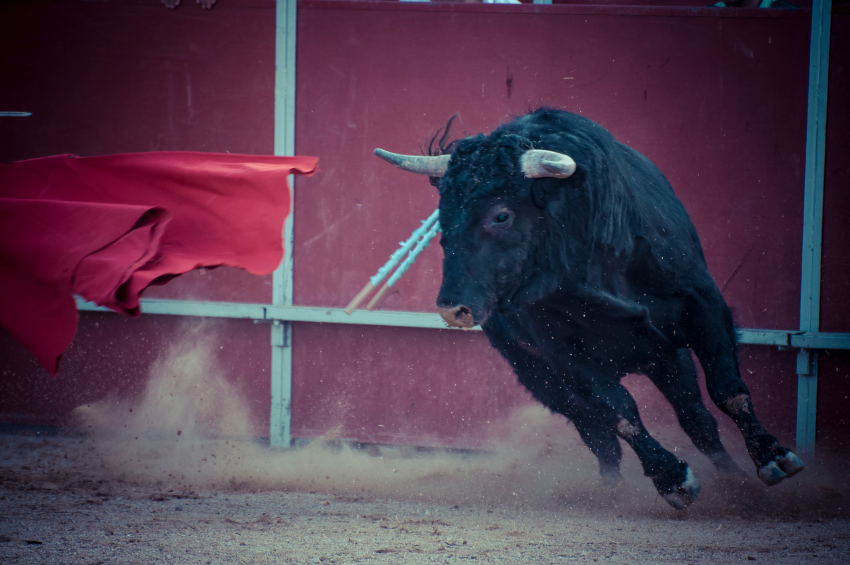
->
684, 287, 804, 485
482, 317, 623, 482
588, 377, 702, 509
519, 366, 625, 484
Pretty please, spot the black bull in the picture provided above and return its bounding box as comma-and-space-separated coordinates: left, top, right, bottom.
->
374, 108, 803, 509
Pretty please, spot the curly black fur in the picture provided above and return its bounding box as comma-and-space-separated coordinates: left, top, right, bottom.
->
425, 113, 462, 157
422, 113, 463, 187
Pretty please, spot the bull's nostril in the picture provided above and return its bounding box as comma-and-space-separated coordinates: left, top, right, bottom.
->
437, 304, 475, 329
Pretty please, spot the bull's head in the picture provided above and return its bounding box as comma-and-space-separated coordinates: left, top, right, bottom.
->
375, 121, 580, 329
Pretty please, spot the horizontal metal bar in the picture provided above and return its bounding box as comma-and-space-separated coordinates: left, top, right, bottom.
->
141, 299, 267, 319
791, 333, 850, 350
264, 305, 464, 330
75, 297, 463, 330
76, 297, 850, 349
75, 299, 112, 313
735, 329, 793, 347
75, 297, 267, 319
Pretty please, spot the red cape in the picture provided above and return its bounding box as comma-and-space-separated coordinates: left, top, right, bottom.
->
0, 152, 317, 375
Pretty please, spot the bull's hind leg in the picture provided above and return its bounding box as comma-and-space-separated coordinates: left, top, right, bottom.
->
572, 419, 623, 484
592, 379, 701, 509
685, 289, 804, 485
646, 348, 742, 474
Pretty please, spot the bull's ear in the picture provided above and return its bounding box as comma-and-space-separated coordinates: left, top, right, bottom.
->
530, 179, 557, 208
524, 149, 577, 208
529, 168, 583, 209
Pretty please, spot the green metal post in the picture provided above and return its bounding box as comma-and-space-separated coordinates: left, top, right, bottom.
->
796, 0, 832, 460
271, 0, 298, 448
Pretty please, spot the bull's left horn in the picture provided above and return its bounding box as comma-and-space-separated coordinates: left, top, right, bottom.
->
521, 149, 576, 179
374, 148, 451, 177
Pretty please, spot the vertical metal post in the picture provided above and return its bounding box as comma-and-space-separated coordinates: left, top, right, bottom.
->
795, 348, 818, 458
796, 0, 832, 460
271, 0, 298, 448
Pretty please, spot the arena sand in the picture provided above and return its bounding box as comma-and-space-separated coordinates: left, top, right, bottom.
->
1, 332, 848, 564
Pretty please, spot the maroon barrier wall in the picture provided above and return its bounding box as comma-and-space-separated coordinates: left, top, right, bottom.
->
820, 12, 850, 335
817, 12, 850, 458
294, 2, 811, 329
291, 1, 815, 450
0, 0, 277, 304
0, 315, 273, 436
0, 0, 277, 433
0, 1, 847, 460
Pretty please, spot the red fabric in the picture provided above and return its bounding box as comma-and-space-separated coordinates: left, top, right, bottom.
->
0, 152, 318, 375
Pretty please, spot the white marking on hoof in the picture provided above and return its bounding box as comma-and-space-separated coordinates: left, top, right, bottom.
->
661, 466, 701, 510
757, 461, 786, 486
777, 451, 805, 478
759, 452, 805, 486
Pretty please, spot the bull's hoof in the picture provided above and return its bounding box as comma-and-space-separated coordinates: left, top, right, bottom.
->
661, 466, 701, 510
599, 467, 622, 487
757, 451, 805, 486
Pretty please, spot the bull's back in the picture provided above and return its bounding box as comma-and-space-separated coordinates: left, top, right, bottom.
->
615, 142, 711, 285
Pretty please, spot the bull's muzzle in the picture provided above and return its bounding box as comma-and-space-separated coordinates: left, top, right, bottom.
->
437, 305, 475, 329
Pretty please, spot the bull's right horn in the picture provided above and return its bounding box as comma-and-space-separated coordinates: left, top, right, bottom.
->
374, 148, 451, 177
521, 149, 576, 179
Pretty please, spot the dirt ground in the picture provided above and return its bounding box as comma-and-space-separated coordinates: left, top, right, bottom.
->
1, 431, 849, 565
2, 340, 849, 564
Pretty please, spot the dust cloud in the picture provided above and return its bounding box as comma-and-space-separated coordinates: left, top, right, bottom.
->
73, 334, 848, 521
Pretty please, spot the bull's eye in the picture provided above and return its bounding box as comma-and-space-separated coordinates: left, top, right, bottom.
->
486, 208, 514, 230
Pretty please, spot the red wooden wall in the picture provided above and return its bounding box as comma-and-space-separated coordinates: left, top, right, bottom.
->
0, 0, 847, 460
0, 0, 277, 436
290, 1, 832, 452
816, 10, 850, 457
